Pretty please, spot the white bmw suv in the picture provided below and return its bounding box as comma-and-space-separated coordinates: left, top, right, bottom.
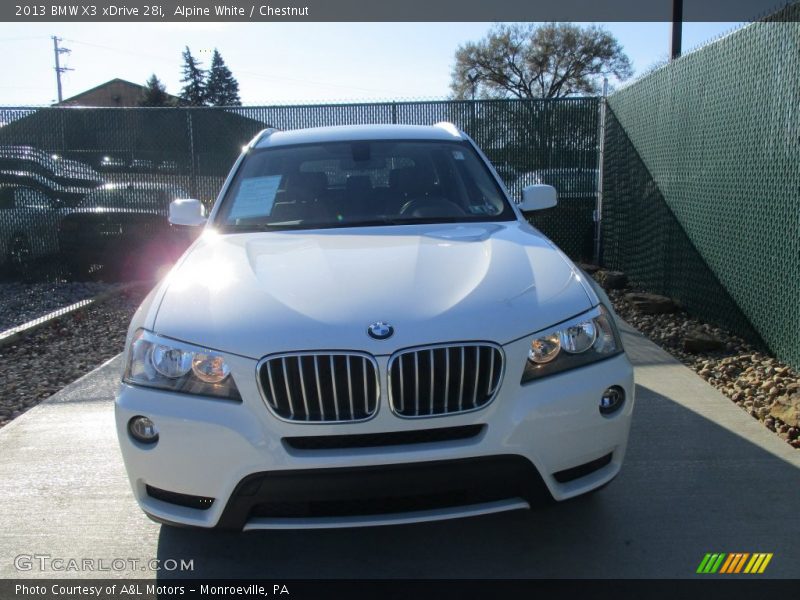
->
115, 123, 634, 530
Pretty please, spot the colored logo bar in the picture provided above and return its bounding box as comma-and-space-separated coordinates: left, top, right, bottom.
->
696, 553, 773, 574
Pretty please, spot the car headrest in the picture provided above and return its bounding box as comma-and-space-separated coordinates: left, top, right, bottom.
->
286, 172, 327, 199
345, 175, 373, 193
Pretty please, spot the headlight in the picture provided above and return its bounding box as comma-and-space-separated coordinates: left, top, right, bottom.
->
191, 353, 231, 383
559, 321, 597, 353
151, 345, 193, 378
529, 333, 560, 364
124, 329, 241, 400
522, 305, 623, 383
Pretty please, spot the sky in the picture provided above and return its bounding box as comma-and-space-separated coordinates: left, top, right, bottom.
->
0, 21, 743, 106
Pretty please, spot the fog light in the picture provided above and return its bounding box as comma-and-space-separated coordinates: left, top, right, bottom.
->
599, 386, 625, 415
129, 416, 159, 444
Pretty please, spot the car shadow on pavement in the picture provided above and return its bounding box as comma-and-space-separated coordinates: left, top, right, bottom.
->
155, 383, 800, 579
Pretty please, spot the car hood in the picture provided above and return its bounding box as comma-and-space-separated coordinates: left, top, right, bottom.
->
153, 222, 593, 357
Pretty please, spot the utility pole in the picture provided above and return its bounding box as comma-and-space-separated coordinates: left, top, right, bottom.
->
671, 0, 683, 59
52, 36, 73, 103
593, 77, 608, 266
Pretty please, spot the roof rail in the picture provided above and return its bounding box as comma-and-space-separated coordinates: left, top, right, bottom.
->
433, 121, 462, 138
248, 127, 280, 149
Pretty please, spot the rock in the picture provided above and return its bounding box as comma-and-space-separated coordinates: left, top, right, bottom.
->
595, 270, 629, 290
624, 292, 678, 314
603, 281, 800, 449
576, 262, 601, 275
768, 394, 800, 428
683, 330, 725, 354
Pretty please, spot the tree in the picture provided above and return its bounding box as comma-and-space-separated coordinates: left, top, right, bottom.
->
450, 23, 633, 100
179, 46, 206, 106
204, 49, 241, 106
138, 74, 174, 107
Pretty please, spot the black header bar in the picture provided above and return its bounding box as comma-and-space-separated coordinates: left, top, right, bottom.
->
3, 579, 800, 600
4, 0, 799, 22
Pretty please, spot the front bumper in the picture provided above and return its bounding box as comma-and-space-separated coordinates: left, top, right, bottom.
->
115, 340, 634, 530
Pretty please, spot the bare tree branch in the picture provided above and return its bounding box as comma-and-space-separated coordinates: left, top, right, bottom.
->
450, 23, 633, 100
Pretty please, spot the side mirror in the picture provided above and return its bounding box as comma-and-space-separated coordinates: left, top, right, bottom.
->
169, 198, 206, 227
519, 185, 557, 212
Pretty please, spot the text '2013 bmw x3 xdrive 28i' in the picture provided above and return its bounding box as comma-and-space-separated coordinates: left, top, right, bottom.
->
115, 123, 634, 530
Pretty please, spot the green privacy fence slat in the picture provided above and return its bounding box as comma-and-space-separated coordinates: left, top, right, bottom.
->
602, 107, 764, 347
603, 2, 800, 369
0, 98, 599, 278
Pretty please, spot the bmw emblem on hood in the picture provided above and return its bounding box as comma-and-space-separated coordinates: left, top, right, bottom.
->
367, 321, 394, 340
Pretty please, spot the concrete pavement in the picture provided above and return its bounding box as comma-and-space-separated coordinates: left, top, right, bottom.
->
1, 323, 798, 579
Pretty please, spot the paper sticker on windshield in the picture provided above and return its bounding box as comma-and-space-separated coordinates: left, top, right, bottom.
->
229, 176, 281, 219
452, 151, 465, 160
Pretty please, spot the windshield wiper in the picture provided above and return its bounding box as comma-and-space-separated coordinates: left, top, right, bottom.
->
222, 221, 304, 232
344, 216, 464, 226
220, 216, 468, 233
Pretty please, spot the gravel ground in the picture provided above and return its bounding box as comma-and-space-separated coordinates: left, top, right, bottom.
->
0, 281, 117, 331
0, 284, 149, 428
597, 276, 800, 449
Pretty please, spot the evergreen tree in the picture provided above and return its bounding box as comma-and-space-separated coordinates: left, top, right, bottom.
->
179, 46, 206, 106
138, 74, 173, 107
205, 49, 242, 106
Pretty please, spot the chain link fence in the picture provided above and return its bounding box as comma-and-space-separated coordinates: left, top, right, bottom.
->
603, 3, 800, 368
0, 98, 599, 281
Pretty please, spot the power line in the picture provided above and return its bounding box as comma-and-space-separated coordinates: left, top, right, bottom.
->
234, 68, 406, 96
63, 38, 174, 65
62, 37, 406, 97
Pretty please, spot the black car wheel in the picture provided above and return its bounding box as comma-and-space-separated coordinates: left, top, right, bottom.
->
65, 256, 95, 281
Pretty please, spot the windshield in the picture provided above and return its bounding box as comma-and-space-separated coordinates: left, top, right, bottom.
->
215, 140, 516, 232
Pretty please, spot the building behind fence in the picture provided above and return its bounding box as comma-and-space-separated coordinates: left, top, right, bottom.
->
603, 3, 800, 369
